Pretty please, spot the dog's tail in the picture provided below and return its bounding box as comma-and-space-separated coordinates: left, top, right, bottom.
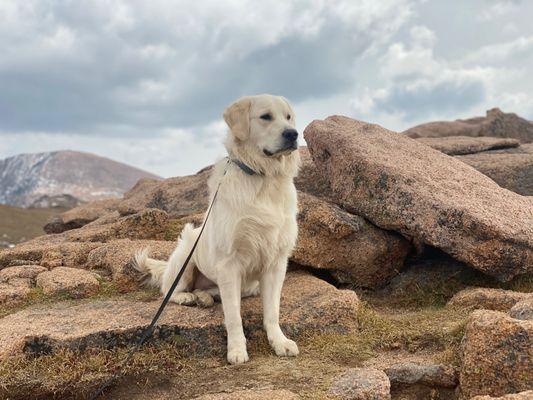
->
133, 223, 198, 289
133, 248, 168, 288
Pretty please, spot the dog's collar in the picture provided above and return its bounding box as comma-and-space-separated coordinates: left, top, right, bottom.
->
229, 158, 263, 176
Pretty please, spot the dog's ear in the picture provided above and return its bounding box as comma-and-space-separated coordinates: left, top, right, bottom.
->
223, 97, 252, 141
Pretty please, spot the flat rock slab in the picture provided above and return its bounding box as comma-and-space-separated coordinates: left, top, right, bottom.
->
384, 362, 457, 388
304, 115, 533, 281
460, 310, 533, 398
0, 272, 359, 359
416, 136, 519, 155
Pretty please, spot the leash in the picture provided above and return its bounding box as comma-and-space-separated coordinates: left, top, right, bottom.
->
88, 158, 230, 400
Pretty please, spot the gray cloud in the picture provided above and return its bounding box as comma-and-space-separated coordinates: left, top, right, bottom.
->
1, 0, 533, 177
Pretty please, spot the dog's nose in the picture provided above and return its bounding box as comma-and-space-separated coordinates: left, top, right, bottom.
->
282, 128, 298, 142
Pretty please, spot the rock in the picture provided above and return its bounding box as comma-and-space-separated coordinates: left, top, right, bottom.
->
57, 208, 171, 243
384, 362, 457, 388
86, 239, 175, 289
404, 108, 533, 143
117, 170, 211, 217
456, 144, 533, 196
0, 241, 102, 270
294, 147, 333, 200
36, 267, 100, 298
510, 297, 533, 320
460, 310, 532, 398
329, 368, 391, 400
416, 136, 520, 155
383, 362, 458, 400
293, 191, 410, 288
44, 198, 121, 233
0, 272, 360, 359
0, 265, 48, 282
447, 288, 531, 312
0, 265, 47, 305
194, 390, 300, 399
304, 115, 533, 281
470, 391, 533, 399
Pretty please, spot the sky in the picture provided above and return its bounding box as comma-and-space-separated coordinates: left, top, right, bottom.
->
1, 0, 532, 177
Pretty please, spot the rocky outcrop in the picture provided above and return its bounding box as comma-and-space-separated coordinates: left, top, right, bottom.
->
416, 136, 520, 155
447, 288, 531, 312
0, 272, 359, 359
460, 310, 532, 398
0, 265, 47, 305
293, 192, 410, 288
384, 362, 457, 388
304, 115, 533, 281
456, 144, 533, 196
510, 297, 533, 320
44, 198, 120, 233
35, 267, 100, 298
404, 108, 533, 143
329, 368, 391, 400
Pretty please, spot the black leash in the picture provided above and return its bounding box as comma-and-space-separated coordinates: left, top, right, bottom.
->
88, 159, 230, 400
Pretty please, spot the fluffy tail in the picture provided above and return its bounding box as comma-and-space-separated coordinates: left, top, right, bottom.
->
133, 248, 168, 287
133, 223, 198, 290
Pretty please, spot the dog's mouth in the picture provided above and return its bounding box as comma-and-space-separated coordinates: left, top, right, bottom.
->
263, 142, 298, 157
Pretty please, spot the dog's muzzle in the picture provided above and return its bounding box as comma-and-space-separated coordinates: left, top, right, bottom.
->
263, 129, 299, 156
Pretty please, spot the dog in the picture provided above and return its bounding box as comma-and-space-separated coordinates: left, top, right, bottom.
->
134, 94, 300, 364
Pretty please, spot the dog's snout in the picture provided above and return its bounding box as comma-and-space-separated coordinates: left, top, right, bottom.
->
282, 128, 298, 142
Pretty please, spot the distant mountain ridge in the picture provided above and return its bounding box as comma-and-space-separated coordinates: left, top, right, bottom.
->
0, 150, 161, 207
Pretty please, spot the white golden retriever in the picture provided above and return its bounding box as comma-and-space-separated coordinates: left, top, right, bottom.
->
135, 94, 300, 364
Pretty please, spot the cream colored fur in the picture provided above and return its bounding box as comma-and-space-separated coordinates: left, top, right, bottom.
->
134, 94, 300, 364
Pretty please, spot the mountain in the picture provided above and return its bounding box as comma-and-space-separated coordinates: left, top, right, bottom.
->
0, 150, 161, 207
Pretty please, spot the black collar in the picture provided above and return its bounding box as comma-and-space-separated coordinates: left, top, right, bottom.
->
230, 158, 263, 176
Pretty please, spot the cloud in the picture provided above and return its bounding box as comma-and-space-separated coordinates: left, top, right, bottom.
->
1, 0, 533, 176
0, 0, 412, 135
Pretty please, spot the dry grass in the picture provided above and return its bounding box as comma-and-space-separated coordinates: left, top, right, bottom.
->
0, 204, 66, 246
0, 299, 470, 399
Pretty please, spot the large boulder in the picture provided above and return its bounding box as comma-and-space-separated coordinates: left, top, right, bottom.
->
459, 310, 532, 398
456, 144, 533, 196
293, 191, 410, 288
304, 115, 533, 281
404, 108, 533, 143
0, 272, 360, 359
416, 136, 520, 155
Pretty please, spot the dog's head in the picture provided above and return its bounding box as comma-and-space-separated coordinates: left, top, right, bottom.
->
223, 94, 298, 158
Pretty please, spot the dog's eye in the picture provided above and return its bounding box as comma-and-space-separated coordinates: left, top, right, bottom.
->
287, 114, 291, 120
260, 113, 272, 121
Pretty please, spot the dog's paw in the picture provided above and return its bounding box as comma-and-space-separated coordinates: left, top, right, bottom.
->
271, 338, 299, 357
227, 347, 249, 365
193, 290, 215, 308
171, 292, 197, 306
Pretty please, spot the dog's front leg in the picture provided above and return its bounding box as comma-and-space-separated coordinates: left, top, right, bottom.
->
260, 259, 299, 357
218, 266, 248, 364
